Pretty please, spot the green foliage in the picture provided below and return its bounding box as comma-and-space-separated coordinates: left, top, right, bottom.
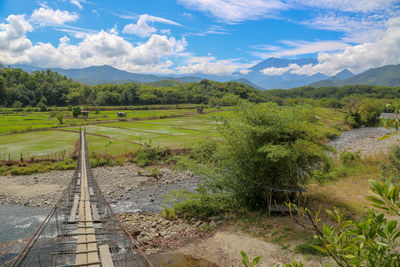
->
339, 150, 361, 166
294, 240, 328, 256
342, 98, 382, 128
240, 251, 261, 267
0, 67, 265, 107
291, 179, 400, 267
57, 113, 64, 124
133, 144, 168, 167
381, 145, 400, 182
161, 207, 177, 220
37, 102, 47, 112
215, 102, 329, 208
168, 186, 236, 219
0, 158, 76, 176
72, 106, 81, 117
266, 84, 400, 100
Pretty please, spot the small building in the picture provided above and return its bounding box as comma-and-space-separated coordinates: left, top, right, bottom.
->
81, 110, 89, 117
196, 107, 203, 114
117, 112, 126, 118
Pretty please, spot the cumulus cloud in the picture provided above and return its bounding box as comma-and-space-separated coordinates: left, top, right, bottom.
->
176, 56, 251, 75
177, 0, 288, 23
24, 32, 186, 73
30, 5, 78, 25
122, 14, 181, 38
262, 16, 400, 76
0, 12, 187, 73
0, 14, 32, 59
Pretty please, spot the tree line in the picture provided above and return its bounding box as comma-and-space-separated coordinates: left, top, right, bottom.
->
264, 84, 400, 100
0, 67, 264, 107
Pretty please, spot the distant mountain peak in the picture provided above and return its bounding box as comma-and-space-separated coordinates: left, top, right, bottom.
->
249, 57, 318, 72
330, 69, 354, 81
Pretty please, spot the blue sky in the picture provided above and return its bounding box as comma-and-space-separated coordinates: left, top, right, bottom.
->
0, 0, 399, 76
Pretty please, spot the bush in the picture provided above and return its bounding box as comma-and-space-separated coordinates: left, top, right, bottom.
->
381, 145, 400, 182
168, 187, 236, 219
38, 102, 47, 112
339, 150, 361, 166
133, 144, 167, 167
72, 106, 81, 118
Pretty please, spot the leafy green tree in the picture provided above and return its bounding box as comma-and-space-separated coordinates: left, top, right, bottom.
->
213, 102, 329, 209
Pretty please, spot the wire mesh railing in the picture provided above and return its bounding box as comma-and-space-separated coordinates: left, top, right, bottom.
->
12, 129, 152, 267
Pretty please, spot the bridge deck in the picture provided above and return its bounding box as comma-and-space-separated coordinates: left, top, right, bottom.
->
75, 131, 102, 267
12, 129, 151, 267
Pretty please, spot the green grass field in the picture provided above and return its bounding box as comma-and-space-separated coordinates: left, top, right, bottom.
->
0, 105, 343, 160
0, 107, 229, 160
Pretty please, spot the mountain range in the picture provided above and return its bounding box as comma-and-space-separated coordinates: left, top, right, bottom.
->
12, 58, 400, 89
310, 65, 400, 87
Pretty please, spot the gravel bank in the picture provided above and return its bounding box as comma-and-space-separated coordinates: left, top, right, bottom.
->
329, 127, 400, 156
0, 164, 202, 210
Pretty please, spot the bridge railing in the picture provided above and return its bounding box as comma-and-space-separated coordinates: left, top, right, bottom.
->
12, 130, 152, 267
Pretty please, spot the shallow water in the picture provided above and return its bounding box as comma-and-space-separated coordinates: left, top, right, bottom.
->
0, 204, 49, 244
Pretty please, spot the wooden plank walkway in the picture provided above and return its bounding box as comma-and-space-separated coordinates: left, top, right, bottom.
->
99, 245, 114, 267
68, 194, 80, 223
75, 131, 100, 267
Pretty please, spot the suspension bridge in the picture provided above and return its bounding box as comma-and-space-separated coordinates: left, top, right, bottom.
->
11, 129, 153, 266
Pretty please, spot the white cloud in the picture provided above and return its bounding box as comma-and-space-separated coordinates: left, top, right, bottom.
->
252, 40, 351, 58
290, 0, 398, 13
70, 0, 83, 9
122, 14, 181, 38
304, 13, 387, 43
272, 16, 400, 76
239, 69, 252, 74
0, 15, 32, 54
261, 63, 306, 75
0, 12, 187, 73
177, 0, 288, 23
24, 32, 186, 73
176, 56, 251, 75
30, 5, 78, 25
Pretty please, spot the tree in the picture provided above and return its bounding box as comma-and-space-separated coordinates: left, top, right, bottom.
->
213, 102, 329, 209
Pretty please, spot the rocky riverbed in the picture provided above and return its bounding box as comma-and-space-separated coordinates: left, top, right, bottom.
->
0, 164, 201, 210
329, 126, 400, 156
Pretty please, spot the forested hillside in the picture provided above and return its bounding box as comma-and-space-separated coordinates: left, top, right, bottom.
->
0, 67, 264, 107
265, 84, 400, 99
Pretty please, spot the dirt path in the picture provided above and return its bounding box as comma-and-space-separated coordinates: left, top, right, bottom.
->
168, 230, 322, 267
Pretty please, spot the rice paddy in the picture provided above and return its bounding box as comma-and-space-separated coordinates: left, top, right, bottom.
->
0, 106, 229, 160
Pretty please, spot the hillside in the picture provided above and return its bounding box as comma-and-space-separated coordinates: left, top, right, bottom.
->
310, 65, 400, 87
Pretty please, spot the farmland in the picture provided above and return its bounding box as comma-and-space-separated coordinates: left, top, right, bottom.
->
0, 105, 228, 160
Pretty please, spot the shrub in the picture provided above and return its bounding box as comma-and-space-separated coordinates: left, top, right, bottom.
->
134, 144, 167, 167
72, 106, 81, 118
38, 102, 47, 112
168, 187, 236, 219
339, 150, 361, 166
